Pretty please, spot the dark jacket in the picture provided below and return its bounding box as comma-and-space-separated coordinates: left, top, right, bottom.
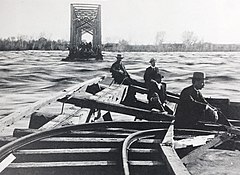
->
144, 66, 166, 103
110, 61, 130, 84
144, 66, 160, 86
175, 85, 208, 128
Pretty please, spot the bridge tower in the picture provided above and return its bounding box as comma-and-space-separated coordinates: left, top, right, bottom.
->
66, 4, 102, 61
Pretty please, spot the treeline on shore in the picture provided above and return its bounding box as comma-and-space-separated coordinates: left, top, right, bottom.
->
104, 40, 240, 52
1, 37, 240, 52
0, 37, 68, 51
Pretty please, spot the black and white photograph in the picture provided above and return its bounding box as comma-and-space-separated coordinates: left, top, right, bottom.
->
0, 0, 240, 174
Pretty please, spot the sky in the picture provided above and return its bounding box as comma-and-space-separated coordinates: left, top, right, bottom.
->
1, 0, 240, 44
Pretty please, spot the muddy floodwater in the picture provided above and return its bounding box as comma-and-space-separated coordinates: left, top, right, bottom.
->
1, 50, 240, 118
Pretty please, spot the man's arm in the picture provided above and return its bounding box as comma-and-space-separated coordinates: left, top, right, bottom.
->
121, 64, 130, 77
181, 89, 207, 111
144, 68, 151, 82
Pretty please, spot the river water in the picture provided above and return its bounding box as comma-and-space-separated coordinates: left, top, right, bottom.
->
0, 50, 240, 118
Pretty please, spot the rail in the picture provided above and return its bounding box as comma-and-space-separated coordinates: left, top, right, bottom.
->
122, 128, 168, 175
0, 121, 169, 162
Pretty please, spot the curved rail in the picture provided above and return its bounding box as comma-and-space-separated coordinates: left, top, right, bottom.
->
0, 121, 169, 161
121, 128, 219, 175
122, 128, 168, 175
0, 120, 224, 174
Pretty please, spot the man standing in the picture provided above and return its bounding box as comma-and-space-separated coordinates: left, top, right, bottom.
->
174, 72, 218, 128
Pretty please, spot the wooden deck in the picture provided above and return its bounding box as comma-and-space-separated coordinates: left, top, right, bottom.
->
1, 74, 240, 175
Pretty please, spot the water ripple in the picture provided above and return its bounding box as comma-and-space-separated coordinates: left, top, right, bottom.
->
0, 51, 240, 117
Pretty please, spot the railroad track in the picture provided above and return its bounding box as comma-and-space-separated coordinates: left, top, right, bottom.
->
0, 121, 173, 175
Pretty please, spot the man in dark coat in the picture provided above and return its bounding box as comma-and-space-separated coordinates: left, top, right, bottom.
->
174, 72, 218, 128
110, 54, 132, 85
144, 58, 159, 85
144, 58, 166, 112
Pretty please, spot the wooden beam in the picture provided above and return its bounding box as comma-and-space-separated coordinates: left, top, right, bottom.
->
174, 134, 216, 149
130, 85, 180, 104
162, 122, 174, 145
160, 145, 191, 175
160, 122, 191, 175
38, 108, 84, 130
8, 161, 116, 168
0, 153, 16, 173
19, 137, 158, 144
224, 125, 240, 136
13, 127, 138, 138
58, 97, 174, 121
13, 129, 132, 138
85, 84, 127, 122
8, 160, 165, 169
15, 148, 118, 154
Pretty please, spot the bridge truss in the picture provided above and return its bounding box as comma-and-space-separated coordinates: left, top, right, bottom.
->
67, 3, 102, 60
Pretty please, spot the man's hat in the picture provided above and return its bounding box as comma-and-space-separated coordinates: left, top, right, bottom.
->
116, 54, 124, 59
192, 72, 206, 79
149, 58, 156, 63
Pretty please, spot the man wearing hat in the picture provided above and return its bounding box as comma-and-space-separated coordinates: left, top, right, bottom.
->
175, 72, 218, 128
144, 58, 160, 85
144, 58, 167, 112
110, 54, 132, 85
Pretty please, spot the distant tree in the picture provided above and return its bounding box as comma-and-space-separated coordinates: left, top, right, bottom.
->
155, 31, 166, 52
118, 39, 129, 51
155, 31, 166, 45
37, 37, 48, 50
182, 31, 198, 49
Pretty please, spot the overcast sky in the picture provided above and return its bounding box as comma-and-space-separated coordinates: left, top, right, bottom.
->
1, 0, 240, 44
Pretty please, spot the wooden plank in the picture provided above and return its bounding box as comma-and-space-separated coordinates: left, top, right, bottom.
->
0, 136, 160, 150
129, 148, 158, 153
39, 137, 125, 143
174, 134, 216, 149
0, 153, 16, 173
97, 84, 127, 103
13, 128, 135, 138
130, 85, 180, 104
162, 122, 174, 146
160, 122, 191, 175
13, 148, 156, 157
160, 145, 191, 175
13, 148, 120, 162
71, 84, 127, 123
69, 130, 130, 137
58, 97, 174, 121
0, 137, 163, 148
0, 76, 106, 132
8, 161, 116, 168
39, 137, 160, 144
39, 107, 90, 130
181, 132, 233, 164
7, 160, 165, 168
128, 161, 164, 166
5, 136, 156, 144
0, 137, 16, 147
0, 117, 30, 137
228, 119, 240, 126
224, 125, 240, 136
14, 148, 117, 154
